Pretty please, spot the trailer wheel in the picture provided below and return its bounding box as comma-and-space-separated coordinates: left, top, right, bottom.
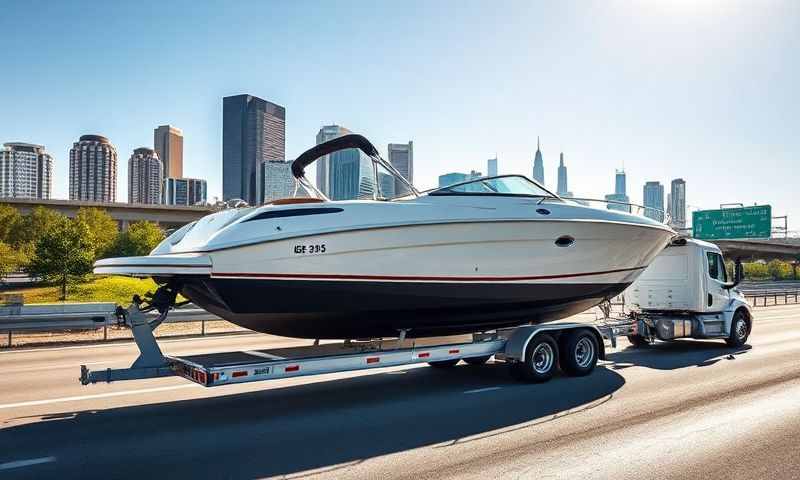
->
428, 359, 460, 368
463, 355, 491, 366
626, 335, 649, 348
725, 309, 750, 347
560, 330, 598, 377
512, 334, 558, 383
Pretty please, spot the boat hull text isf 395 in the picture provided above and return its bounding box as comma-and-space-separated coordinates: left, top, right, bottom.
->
95, 134, 675, 339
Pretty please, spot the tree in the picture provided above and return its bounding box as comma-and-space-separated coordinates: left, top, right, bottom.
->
75, 207, 118, 259
111, 221, 165, 257
0, 241, 22, 283
15, 206, 63, 247
0, 205, 22, 245
26, 217, 94, 300
767, 259, 792, 281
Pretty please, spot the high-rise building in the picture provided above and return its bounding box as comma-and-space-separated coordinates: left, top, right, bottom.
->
223, 94, 286, 205
487, 157, 498, 177
128, 148, 163, 204
670, 178, 687, 229
69, 134, 117, 202
606, 169, 630, 212
642, 181, 665, 222
315, 125, 352, 196
557, 152, 568, 196
615, 169, 626, 195
257, 159, 309, 204
0, 143, 53, 199
328, 149, 375, 200
163, 177, 207, 205
533, 137, 544, 185
388, 141, 414, 194
153, 125, 183, 179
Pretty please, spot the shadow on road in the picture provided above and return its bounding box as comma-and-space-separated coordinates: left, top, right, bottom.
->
2, 363, 625, 479
608, 340, 752, 370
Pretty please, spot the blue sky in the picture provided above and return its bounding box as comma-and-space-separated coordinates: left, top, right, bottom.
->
1, 1, 798, 229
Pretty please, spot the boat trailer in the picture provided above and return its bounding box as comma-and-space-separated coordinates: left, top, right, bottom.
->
80, 296, 627, 387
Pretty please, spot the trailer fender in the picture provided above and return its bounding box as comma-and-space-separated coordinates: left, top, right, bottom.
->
503, 324, 606, 363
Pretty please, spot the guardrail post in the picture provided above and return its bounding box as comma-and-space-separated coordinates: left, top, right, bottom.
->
104, 324, 108, 341
201, 318, 206, 336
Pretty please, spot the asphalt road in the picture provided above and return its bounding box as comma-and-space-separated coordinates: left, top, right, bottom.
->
1, 306, 799, 479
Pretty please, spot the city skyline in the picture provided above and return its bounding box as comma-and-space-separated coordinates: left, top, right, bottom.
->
0, 2, 796, 226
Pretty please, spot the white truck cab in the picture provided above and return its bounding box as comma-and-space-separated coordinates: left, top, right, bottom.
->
624, 238, 752, 347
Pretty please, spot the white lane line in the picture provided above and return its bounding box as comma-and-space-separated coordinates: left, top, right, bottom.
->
0, 384, 200, 410
7, 361, 109, 374
0, 457, 56, 470
0, 332, 264, 354
464, 386, 502, 394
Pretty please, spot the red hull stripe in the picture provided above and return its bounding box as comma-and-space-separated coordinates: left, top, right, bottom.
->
211, 265, 646, 282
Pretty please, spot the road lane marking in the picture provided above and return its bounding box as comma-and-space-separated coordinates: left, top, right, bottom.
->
464, 387, 502, 394
0, 384, 200, 410
7, 361, 109, 374
0, 457, 56, 470
0, 332, 264, 354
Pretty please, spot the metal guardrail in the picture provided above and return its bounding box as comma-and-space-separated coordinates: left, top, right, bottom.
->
743, 289, 800, 307
0, 303, 221, 347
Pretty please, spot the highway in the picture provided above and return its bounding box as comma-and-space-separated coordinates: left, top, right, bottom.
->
1, 306, 799, 479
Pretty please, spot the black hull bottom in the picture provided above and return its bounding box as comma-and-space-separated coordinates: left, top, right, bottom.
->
181, 278, 630, 339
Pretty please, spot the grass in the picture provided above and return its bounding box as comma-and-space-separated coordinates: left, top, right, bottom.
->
2, 276, 162, 305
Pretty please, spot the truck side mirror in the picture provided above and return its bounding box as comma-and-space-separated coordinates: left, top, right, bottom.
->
735, 261, 745, 282
724, 259, 744, 290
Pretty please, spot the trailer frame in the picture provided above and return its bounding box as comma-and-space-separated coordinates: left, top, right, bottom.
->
80, 304, 617, 387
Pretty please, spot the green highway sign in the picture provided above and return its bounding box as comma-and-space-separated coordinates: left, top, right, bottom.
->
692, 205, 772, 240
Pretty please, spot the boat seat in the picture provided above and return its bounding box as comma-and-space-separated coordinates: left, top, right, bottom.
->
267, 197, 325, 206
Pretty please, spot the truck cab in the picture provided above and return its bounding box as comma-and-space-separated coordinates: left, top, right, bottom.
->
624, 238, 752, 347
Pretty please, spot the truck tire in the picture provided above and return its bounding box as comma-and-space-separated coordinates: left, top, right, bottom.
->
511, 334, 559, 383
560, 330, 599, 377
428, 359, 460, 368
463, 355, 491, 366
626, 335, 649, 348
725, 310, 750, 347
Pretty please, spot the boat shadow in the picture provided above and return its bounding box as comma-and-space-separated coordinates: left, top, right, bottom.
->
3, 363, 625, 479
607, 340, 752, 370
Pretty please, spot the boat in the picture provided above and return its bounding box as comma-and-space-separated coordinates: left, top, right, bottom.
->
95, 134, 676, 339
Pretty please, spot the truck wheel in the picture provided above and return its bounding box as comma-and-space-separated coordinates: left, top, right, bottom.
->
561, 330, 599, 377
626, 335, 649, 348
725, 310, 750, 347
511, 334, 559, 383
428, 359, 460, 368
463, 355, 491, 366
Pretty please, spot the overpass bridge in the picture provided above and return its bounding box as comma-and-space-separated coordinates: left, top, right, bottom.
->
712, 238, 800, 262
1, 198, 214, 231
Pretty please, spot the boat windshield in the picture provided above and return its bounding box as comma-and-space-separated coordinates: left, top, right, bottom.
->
429, 175, 559, 198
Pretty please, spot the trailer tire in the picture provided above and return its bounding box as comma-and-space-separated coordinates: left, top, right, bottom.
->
725, 309, 750, 348
560, 330, 599, 376
428, 359, 460, 368
512, 334, 559, 383
626, 335, 649, 348
463, 355, 491, 366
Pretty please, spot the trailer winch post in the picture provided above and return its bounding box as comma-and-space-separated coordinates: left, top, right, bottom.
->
80, 303, 175, 384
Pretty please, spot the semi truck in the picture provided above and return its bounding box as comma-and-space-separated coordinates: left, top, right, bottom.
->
621, 237, 752, 347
